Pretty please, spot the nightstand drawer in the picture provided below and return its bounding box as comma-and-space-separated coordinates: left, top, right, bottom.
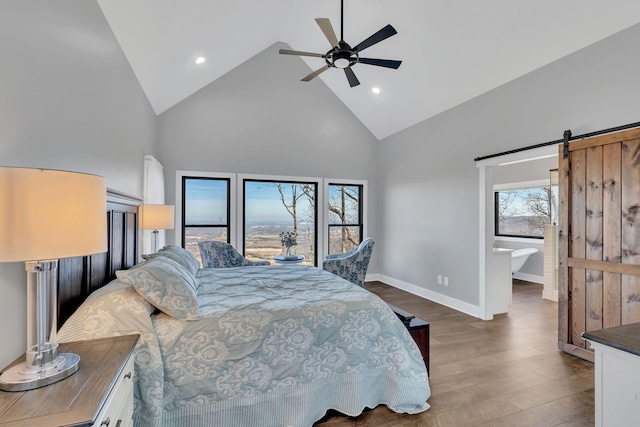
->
92, 355, 134, 427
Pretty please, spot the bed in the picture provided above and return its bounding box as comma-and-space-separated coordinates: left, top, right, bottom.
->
55, 192, 431, 427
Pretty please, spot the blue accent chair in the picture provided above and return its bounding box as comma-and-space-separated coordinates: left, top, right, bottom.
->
322, 237, 374, 287
198, 241, 271, 268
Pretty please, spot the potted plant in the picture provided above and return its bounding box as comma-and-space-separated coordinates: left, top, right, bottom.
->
280, 231, 297, 257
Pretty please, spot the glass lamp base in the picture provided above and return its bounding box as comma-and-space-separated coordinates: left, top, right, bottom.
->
0, 352, 80, 392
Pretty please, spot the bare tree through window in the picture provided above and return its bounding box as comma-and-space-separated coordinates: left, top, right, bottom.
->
495, 186, 553, 238
243, 180, 317, 265
328, 184, 363, 254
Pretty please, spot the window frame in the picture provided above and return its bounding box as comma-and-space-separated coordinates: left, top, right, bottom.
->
493, 179, 550, 240
176, 171, 236, 248
238, 173, 324, 266
324, 179, 367, 257
326, 182, 365, 255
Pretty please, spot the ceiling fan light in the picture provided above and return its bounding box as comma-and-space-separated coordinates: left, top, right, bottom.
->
334, 57, 350, 69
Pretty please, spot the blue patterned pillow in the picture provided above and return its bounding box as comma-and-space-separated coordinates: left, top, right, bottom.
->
116, 257, 199, 320
142, 249, 199, 279
157, 245, 201, 275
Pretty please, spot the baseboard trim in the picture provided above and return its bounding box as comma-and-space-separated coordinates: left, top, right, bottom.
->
365, 273, 382, 283
372, 274, 482, 319
542, 288, 559, 302
513, 272, 543, 284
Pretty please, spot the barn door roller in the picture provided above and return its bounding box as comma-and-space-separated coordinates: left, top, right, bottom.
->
562, 130, 572, 159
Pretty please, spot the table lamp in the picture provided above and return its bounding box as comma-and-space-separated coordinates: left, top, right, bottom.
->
139, 204, 174, 253
0, 167, 107, 391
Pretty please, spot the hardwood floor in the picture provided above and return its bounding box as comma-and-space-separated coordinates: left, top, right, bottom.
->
314, 280, 594, 427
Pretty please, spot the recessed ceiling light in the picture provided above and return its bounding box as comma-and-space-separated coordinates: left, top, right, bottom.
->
195, 56, 206, 65
372, 87, 381, 94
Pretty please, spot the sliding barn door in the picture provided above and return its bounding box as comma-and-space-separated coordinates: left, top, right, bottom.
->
558, 128, 640, 361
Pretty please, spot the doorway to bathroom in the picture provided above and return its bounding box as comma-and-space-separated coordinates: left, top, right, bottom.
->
477, 145, 558, 320
493, 164, 559, 301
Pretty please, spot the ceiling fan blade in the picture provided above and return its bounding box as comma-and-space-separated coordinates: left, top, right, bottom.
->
358, 57, 402, 69
302, 65, 330, 82
344, 67, 360, 87
353, 24, 397, 53
279, 49, 325, 58
315, 18, 340, 48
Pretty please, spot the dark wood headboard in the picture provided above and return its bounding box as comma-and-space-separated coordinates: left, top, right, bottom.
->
57, 189, 142, 327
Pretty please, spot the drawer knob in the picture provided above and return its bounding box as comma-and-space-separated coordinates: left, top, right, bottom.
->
124, 371, 132, 380
100, 417, 111, 426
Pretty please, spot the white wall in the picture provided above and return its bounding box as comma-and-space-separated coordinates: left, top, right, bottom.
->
0, 0, 156, 368
493, 156, 558, 185
379, 23, 640, 312
156, 42, 381, 270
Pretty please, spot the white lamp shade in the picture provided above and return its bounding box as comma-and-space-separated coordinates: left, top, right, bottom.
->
0, 167, 107, 262
140, 204, 174, 230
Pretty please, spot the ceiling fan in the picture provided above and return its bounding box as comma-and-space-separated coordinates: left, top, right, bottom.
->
279, 0, 402, 87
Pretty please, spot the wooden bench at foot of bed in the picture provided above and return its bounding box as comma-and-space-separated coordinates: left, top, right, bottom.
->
388, 304, 430, 375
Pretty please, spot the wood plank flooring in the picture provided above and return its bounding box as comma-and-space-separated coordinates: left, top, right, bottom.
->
314, 280, 594, 427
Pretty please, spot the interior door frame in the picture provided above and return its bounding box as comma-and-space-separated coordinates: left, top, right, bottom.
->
477, 145, 558, 320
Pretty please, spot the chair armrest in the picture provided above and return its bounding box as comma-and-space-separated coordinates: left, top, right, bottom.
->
322, 256, 354, 269
243, 260, 271, 266
324, 247, 358, 261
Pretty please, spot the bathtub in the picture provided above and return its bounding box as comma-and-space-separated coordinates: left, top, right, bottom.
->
511, 248, 538, 273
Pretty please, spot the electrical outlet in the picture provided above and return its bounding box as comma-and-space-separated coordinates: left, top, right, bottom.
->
437, 275, 443, 285
444, 277, 449, 286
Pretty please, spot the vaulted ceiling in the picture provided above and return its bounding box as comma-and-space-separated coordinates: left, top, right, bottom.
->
97, 0, 640, 140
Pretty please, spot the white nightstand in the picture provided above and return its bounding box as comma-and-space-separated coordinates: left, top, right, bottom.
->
0, 334, 138, 427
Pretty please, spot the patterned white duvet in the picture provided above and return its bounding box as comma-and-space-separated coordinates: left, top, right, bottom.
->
59, 265, 430, 427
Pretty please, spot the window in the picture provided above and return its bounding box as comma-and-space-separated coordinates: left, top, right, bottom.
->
328, 183, 363, 254
243, 179, 318, 265
182, 176, 231, 264
177, 172, 367, 265
494, 185, 552, 239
